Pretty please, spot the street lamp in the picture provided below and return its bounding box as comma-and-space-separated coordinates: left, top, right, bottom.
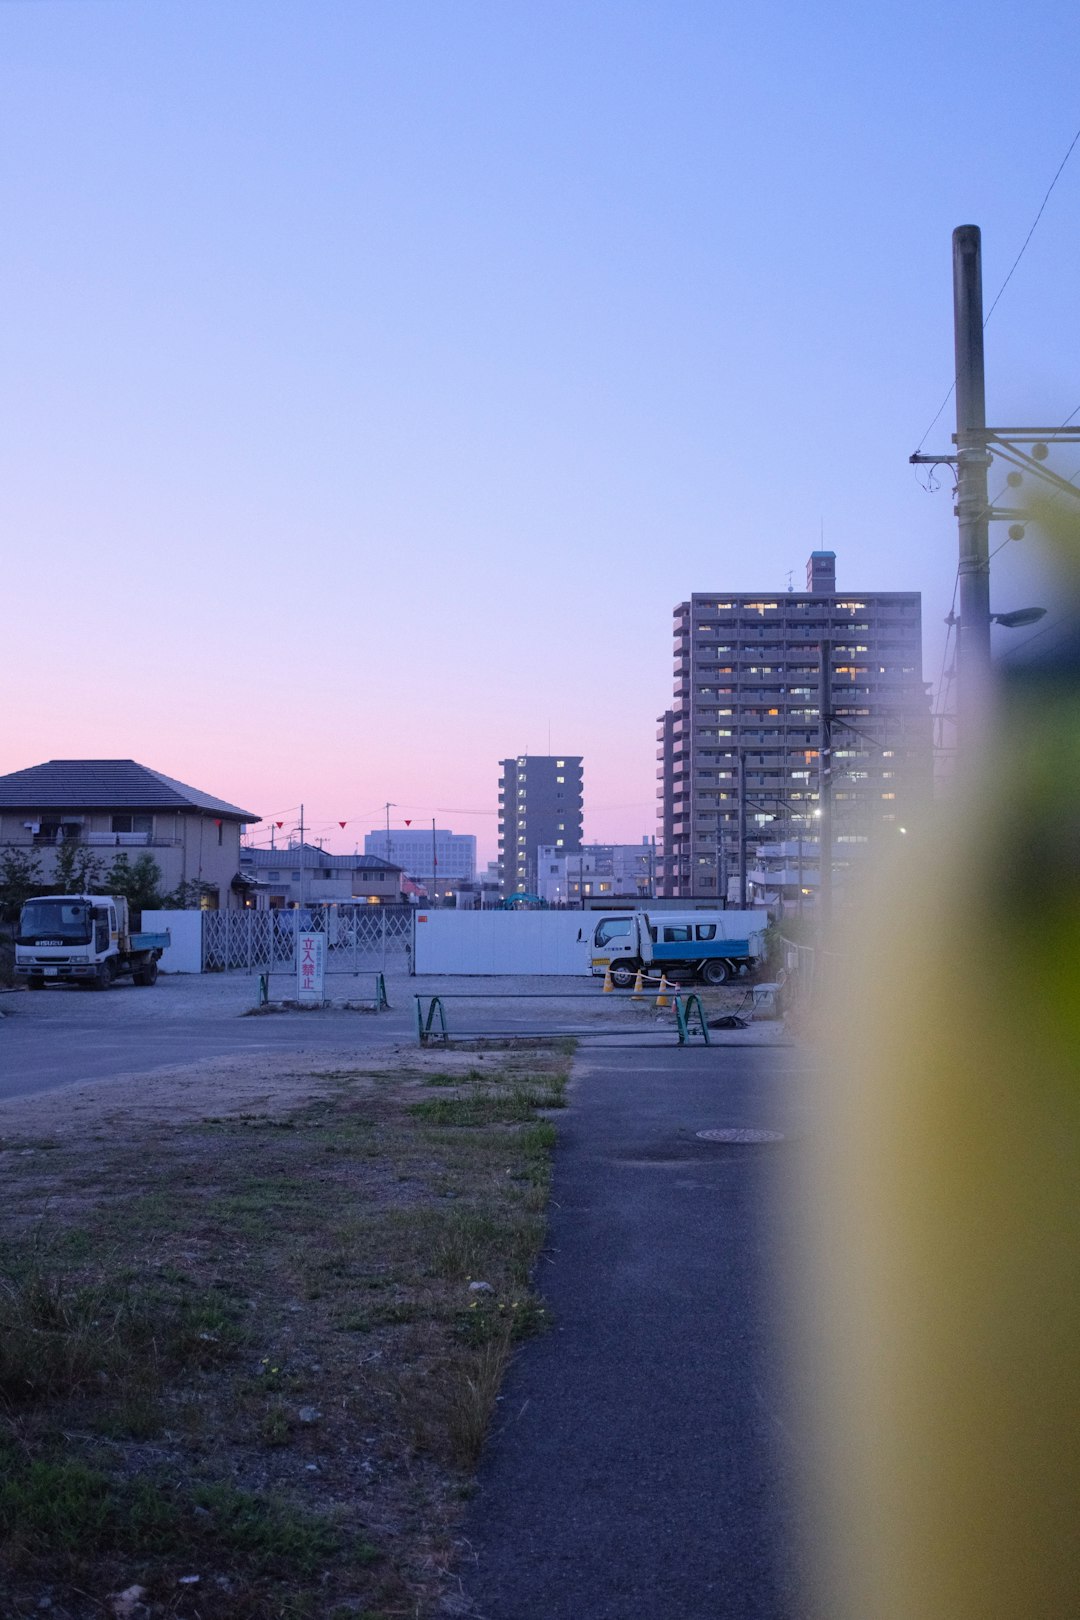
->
990, 607, 1046, 629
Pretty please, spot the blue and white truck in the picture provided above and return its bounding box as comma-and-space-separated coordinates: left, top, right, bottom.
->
15, 894, 170, 990
585, 908, 768, 987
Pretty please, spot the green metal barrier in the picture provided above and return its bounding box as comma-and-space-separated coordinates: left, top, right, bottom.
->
674, 993, 711, 1046
414, 991, 711, 1047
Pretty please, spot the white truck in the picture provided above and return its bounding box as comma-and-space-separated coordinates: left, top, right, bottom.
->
584, 908, 768, 987
15, 894, 170, 990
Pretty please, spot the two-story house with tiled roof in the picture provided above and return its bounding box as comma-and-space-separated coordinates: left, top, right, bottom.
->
239, 843, 406, 907
0, 759, 260, 910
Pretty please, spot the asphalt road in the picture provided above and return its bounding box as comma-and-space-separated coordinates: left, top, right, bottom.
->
0, 972, 420, 1100
456, 1040, 810, 1620
0, 973, 783, 1102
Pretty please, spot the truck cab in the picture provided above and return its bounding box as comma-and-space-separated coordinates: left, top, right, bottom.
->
587, 908, 767, 987
15, 894, 167, 990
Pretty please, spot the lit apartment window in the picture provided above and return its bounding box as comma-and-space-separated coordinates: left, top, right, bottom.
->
556, 775, 564, 783
556, 838, 564, 847
556, 759, 565, 767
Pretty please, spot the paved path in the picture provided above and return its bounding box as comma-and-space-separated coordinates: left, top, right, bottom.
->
456, 1040, 809, 1620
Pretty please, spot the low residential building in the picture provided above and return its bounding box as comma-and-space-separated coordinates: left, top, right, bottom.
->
239, 843, 405, 907
0, 758, 259, 909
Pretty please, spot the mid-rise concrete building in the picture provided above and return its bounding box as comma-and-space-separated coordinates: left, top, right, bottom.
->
535, 841, 656, 905
656, 552, 931, 900
363, 827, 476, 902
497, 755, 583, 897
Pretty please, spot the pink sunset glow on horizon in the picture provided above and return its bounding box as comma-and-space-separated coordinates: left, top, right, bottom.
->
3, 2, 1076, 860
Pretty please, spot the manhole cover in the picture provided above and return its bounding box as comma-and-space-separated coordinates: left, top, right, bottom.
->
696, 1128, 784, 1144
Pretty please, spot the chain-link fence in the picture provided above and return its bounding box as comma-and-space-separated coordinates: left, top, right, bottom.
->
202, 906, 414, 974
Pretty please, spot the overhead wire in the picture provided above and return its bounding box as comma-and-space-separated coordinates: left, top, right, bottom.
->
913, 121, 1080, 456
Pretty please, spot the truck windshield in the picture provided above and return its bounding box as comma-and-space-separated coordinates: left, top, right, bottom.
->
18, 900, 93, 943
594, 918, 632, 947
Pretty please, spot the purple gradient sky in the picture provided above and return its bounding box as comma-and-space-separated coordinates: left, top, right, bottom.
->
3, 1, 1077, 863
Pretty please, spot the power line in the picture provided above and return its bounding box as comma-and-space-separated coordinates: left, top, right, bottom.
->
914, 124, 1080, 454
996, 615, 1073, 664
983, 124, 1080, 326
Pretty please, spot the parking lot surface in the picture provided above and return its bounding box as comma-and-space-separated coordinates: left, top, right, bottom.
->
0, 970, 784, 1103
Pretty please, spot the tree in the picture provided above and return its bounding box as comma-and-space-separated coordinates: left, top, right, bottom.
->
0, 846, 44, 923
105, 853, 164, 922
164, 878, 217, 910
52, 840, 106, 894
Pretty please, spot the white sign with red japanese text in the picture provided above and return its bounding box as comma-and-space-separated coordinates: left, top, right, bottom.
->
296, 932, 326, 1004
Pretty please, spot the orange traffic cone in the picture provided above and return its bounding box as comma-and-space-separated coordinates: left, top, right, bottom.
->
631, 968, 645, 1000
602, 965, 614, 993
655, 972, 671, 1009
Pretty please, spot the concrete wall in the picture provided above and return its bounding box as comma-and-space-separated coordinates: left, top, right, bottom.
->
143, 909, 203, 973
413, 911, 591, 975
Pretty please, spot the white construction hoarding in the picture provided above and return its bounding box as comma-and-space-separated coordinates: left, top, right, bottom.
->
413, 911, 590, 976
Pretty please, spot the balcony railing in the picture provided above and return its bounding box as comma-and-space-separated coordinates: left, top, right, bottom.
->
21, 830, 182, 849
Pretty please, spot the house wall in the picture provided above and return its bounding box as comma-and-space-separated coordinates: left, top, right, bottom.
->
0, 811, 249, 908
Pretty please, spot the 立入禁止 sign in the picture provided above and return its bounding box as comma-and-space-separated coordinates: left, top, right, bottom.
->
296, 931, 326, 1004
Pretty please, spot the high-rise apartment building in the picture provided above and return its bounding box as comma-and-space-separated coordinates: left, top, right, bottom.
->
656, 552, 931, 899
497, 755, 583, 897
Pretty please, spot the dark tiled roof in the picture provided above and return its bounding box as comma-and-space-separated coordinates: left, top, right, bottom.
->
0, 760, 259, 822
240, 844, 402, 873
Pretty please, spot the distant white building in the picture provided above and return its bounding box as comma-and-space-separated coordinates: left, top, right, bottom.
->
364, 827, 476, 902
536, 840, 656, 906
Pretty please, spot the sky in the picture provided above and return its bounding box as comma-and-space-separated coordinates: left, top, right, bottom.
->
2, 0, 1078, 864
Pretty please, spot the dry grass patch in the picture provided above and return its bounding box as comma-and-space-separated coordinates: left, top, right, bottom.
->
0, 1048, 569, 1619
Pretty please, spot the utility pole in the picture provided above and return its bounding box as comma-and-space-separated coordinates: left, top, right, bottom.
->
737, 749, 747, 909
298, 803, 305, 910
384, 803, 394, 863
818, 643, 832, 925
953, 225, 992, 729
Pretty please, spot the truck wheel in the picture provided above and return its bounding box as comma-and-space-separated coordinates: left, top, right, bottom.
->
701, 960, 730, 986
611, 962, 636, 989
134, 961, 159, 987
27, 976, 44, 991
95, 962, 116, 991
